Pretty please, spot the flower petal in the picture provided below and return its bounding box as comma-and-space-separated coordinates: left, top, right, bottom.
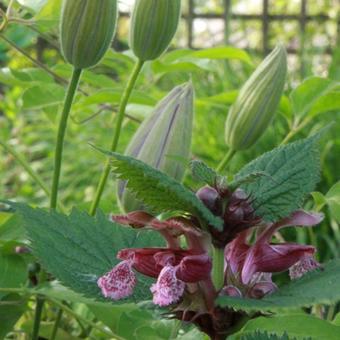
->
151, 265, 185, 306
289, 255, 320, 280
176, 254, 212, 283
97, 260, 136, 300
241, 243, 315, 284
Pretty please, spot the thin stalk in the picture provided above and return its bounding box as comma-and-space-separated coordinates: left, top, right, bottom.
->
48, 298, 124, 339
212, 247, 225, 291
216, 149, 236, 173
89, 59, 144, 216
50, 308, 63, 340
0, 34, 68, 86
50, 67, 82, 209
0, 141, 65, 212
32, 296, 44, 340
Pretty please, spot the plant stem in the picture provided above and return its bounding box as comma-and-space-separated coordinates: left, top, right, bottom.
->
50, 67, 82, 209
89, 59, 144, 216
32, 296, 44, 340
50, 308, 63, 340
0, 141, 65, 212
212, 247, 225, 290
216, 149, 236, 173
48, 298, 124, 339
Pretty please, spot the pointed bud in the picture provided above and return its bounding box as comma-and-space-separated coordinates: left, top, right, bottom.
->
60, 0, 117, 69
130, 0, 181, 61
118, 83, 194, 212
225, 45, 287, 150
220, 285, 243, 298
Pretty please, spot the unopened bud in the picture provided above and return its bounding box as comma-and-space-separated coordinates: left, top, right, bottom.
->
225, 45, 287, 150
118, 83, 194, 212
60, 0, 118, 69
130, 0, 181, 61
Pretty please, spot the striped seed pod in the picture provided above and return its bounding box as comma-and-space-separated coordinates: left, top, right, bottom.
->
60, 0, 118, 69
130, 0, 181, 61
225, 45, 287, 150
118, 83, 194, 212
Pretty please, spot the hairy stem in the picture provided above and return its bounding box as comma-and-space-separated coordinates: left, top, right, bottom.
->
212, 247, 225, 291
89, 59, 144, 216
50, 68, 82, 209
216, 149, 236, 173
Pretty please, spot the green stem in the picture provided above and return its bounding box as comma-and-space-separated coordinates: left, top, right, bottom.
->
0, 141, 65, 212
212, 247, 225, 291
50, 308, 63, 340
216, 149, 236, 173
32, 296, 44, 340
50, 67, 82, 209
49, 298, 123, 339
89, 59, 144, 216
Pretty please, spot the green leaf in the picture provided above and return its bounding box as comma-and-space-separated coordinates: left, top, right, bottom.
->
325, 181, 340, 222
235, 132, 322, 222
104, 151, 223, 230
235, 314, 339, 340
0, 294, 28, 339
0, 253, 27, 299
13, 203, 165, 302
190, 160, 224, 187
22, 84, 65, 110
218, 259, 340, 312
188, 47, 252, 64
17, 0, 48, 12
240, 331, 290, 340
290, 77, 339, 118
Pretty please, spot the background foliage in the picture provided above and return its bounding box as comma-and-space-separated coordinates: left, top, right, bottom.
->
0, 0, 339, 339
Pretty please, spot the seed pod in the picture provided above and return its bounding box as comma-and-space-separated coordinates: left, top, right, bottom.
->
225, 45, 287, 150
60, 0, 118, 69
130, 0, 181, 61
118, 83, 194, 212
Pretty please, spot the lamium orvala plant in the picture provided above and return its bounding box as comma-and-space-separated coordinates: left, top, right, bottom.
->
1, 1, 340, 340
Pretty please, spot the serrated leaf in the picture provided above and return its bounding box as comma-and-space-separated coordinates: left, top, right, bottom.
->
218, 259, 340, 312
12, 203, 165, 303
236, 315, 339, 340
104, 151, 223, 230
190, 160, 224, 187
240, 331, 290, 340
235, 132, 322, 222
229, 171, 273, 190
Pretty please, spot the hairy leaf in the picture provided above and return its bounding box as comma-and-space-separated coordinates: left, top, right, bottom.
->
240, 331, 290, 340
104, 151, 223, 230
218, 259, 340, 312
13, 203, 165, 302
235, 132, 322, 222
190, 160, 223, 187
236, 315, 339, 340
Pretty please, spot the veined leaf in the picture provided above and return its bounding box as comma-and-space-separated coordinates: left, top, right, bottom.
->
13, 203, 165, 302
104, 151, 223, 230
190, 160, 224, 188
235, 315, 339, 340
239, 331, 290, 340
235, 131, 323, 222
218, 259, 340, 312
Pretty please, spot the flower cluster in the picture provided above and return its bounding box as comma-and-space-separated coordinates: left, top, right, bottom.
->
97, 186, 323, 309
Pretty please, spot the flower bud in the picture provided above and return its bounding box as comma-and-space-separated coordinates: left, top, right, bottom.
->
225, 44, 287, 150
60, 0, 118, 69
118, 83, 194, 212
130, 0, 181, 61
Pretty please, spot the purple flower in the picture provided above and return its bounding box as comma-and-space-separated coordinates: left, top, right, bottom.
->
226, 210, 323, 287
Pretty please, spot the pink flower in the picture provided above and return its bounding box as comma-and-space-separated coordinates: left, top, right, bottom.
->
98, 247, 212, 305
97, 260, 136, 300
